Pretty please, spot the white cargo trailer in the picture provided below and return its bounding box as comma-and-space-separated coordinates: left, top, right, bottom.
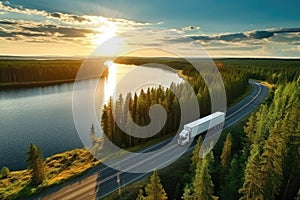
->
177, 112, 225, 145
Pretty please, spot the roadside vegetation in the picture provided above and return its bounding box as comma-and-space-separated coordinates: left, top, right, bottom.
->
0, 147, 99, 200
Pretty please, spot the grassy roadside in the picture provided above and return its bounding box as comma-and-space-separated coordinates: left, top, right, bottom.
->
0, 149, 100, 200
0, 133, 175, 200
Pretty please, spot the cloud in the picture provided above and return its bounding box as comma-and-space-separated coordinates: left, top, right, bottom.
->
0, 30, 45, 38
0, 20, 17, 25
22, 24, 94, 37
0, 2, 91, 24
245, 31, 273, 39
0, 1, 48, 17
0, 1, 152, 26
190, 28, 300, 43
0, 1, 154, 44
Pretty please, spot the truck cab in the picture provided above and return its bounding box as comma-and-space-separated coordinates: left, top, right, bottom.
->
177, 129, 190, 145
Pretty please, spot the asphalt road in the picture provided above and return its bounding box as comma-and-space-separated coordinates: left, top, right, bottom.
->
39, 80, 269, 200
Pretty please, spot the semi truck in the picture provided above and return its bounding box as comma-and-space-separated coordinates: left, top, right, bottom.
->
177, 111, 225, 145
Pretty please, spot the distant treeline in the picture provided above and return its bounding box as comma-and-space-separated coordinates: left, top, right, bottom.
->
1, 57, 299, 88
215, 58, 300, 84
0, 60, 83, 88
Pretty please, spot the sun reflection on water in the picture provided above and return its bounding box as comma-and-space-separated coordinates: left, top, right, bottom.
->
103, 60, 117, 103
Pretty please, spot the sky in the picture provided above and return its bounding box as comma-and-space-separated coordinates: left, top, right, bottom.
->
0, 0, 299, 58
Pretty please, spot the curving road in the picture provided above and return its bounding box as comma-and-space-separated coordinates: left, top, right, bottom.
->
39, 80, 269, 200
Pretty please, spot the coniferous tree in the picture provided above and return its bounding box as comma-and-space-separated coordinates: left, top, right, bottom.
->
220, 155, 243, 200
0, 167, 10, 178
193, 156, 214, 200
107, 97, 115, 142
137, 189, 146, 200
26, 144, 45, 185
182, 185, 193, 200
101, 105, 108, 137
280, 86, 300, 200
239, 145, 263, 200
244, 115, 256, 144
260, 122, 284, 200
143, 170, 168, 200
220, 133, 232, 171
191, 136, 202, 170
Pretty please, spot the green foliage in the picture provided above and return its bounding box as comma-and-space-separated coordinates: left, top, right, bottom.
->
0, 148, 99, 200
239, 81, 300, 200
98, 85, 185, 149
0, 59, 83, 87
137, 189, 146, 200
182, 185, 193, 200
100, 59, 300, 200
260, 122, 284, 199
239, 145, 264, 200
0, 167, 10, 179
244, 115, 256, 144
220, 133, 232, 171
220, 155, 244, 200
141, 170, 168, 200
193, 154, 214, 200
97, 59, 250, 151
26, 144, 45, 185
191, 136, 202, 170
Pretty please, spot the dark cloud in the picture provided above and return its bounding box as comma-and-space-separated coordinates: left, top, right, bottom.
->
190, 28, 300, 43
218, 33, 247, 41
0, 22, 95, 40
49, 12, 61, 18
190, 35, 211, 41
70, 15, 89, 23
274, 28, 300, 33
248, 31, 274, 39
191, 33, 247, 42
0, 30, 45, 38
22, 25, 94, 37
0, 20, 17, 25
48, 12, 90, 23
0, 30, 14, 37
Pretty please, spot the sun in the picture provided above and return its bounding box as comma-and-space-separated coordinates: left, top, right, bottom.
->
92, 23, 117, 45
91, 23, 124, 56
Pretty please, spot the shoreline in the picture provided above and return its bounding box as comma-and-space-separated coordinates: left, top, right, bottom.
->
0, 75, 106, 90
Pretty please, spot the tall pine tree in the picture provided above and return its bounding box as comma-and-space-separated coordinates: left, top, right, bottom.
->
239, 145, 263, 200
260, 122, 284, 200
141, 170, 168, 200
220, 133, 232, 171
193, 155, 214, 200
26, 144, 45, 185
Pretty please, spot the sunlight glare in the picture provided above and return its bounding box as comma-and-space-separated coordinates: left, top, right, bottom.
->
93, 24, 116, 45
103, 60, 117, 102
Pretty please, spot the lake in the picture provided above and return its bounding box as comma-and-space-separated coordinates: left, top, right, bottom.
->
0, 62, 183, 170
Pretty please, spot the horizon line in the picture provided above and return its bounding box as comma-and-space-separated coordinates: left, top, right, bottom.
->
0, 54, 300, 60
